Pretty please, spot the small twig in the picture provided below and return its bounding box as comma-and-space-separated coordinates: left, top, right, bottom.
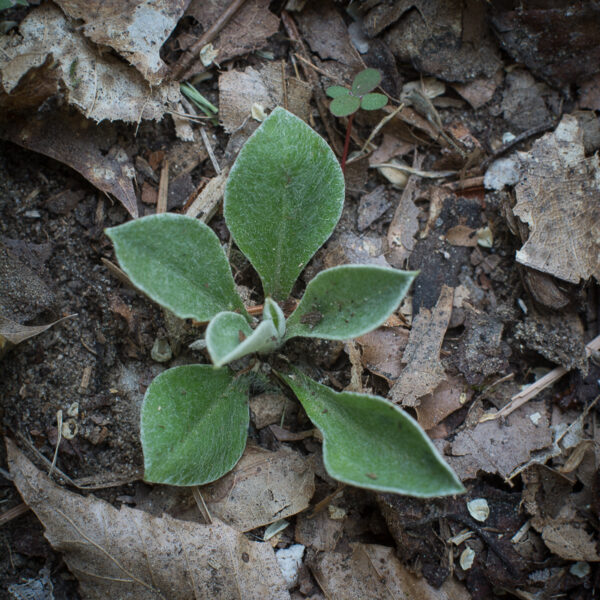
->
101, 258, 133, 288
49, 410, 63, 479
480, 333, 600, 422
156, 159, 169, 214
341, 113, 354, 173
192, 487, 213, 525
308, 484, 346, 517
0, 503, 29, 527
281, 60, 288, 111
443, 176, 485, 192
480, 121, 557, 170
360, 103, 404, 155
172, 0, 247, 80
200, 128, 221, 175
370, 162, 456, 179
281, 10, 343, 157
293, 53, 342, 83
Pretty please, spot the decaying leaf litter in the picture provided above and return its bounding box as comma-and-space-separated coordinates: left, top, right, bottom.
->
1, 0, 600, 598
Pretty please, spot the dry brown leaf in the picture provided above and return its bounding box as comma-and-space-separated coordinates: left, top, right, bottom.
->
370, 0, 501, 84
0, 4, 179, 123
368, 134, 413, 167
219, 62, 312, 133
357, 185, 392, 231
7, 439, 290, 600
322, 230, 391, 270
54, 0, 191, 85
514, 114, 600, 283
356, 327, 410, 383
416, 375, 471, 431
185, 0, 279, 75
390, 285, 454, 407
445, 225, 478, 247
452, 69, 503, 109
522, 464, 600, 561
309, 543, 471, 600
295, 0, 363, 82
0, 110, 139, 218
542, 522, 600, 562
441, 401, 553, 480
386, 172, 421, 267
202, 444, 315, 532
249, 393, 296, 429
0, 314, 72, 346
295, 510, 344, 552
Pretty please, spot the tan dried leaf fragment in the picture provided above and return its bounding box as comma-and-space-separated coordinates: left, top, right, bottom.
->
514, 114, 600, 284
309, 543, 470, 600
201, 444, 315, 532
0, 4, 179, 123
54, 0, 191, 85
390, 285, 454, 407
7, 439, 290, 600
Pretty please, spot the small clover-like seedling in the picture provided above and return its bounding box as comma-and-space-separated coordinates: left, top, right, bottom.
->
106, 108, 464, 497
326, 68, 388, 171
326, 68, 388, 117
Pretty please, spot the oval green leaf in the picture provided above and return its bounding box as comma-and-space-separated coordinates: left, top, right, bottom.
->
224, 107, 345, 300
280, 370, 464, 497
141, 365, 249, 486
351, 68, 382, 95
285, 265, 418, 341
329, 94, 361, 117
206, 311, 280, 367
326, 85, 350, 99
360, 92, 388, 111
106, 214, 247, 322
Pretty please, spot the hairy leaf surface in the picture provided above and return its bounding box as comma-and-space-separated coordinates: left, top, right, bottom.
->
285, 265, 417, 341
206, 311, 280, 367
141, 365, 249, 486
106, 214, 247, 322
224, 107, 344, 300
280, 370, 464, 496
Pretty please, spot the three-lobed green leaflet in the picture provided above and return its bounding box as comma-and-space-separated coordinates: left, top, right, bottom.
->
106, 107, 464, 497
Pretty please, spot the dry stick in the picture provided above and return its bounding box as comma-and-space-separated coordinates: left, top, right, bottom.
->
171, 0, 247, 80
200, 127, 221, 175
281, 59, 288, 111
192, 487, 213, 525
480, 333, 600, 423
156, 159, 169, 214
0, 503, 30, 527
281, 10, 343, 157
443, 175, 485, 192
341, 113, 354, 173
480, 121, 556, 170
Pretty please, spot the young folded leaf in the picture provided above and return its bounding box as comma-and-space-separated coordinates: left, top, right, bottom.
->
141, 365, 249, 486
280, 370, 464, 497
262, 297, 286, 337
285, 265, 417, 341
206, 310, 281, 367
106, 214, 247, 322
224, 107, 345, 300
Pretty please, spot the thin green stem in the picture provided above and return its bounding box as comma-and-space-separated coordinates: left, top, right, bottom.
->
341, 112, 354, 173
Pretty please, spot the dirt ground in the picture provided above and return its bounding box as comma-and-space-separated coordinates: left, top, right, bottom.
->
1, 1, 600, 599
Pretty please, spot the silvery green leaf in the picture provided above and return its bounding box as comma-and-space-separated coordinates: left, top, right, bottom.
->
225, 107, 344, 300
